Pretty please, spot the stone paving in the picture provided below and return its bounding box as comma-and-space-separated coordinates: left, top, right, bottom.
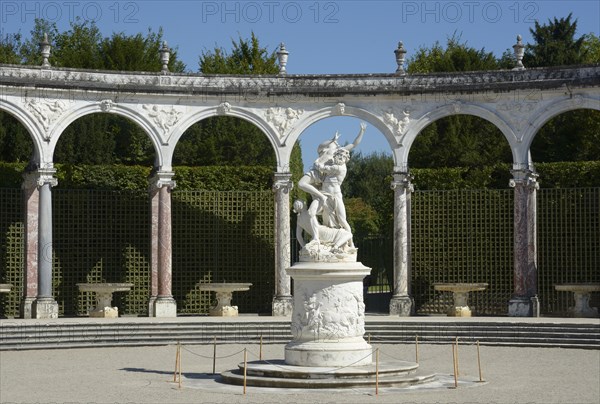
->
1, 332, 599, 403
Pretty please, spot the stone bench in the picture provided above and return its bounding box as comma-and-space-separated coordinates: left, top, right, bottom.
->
555, 283, 600, 318
0, 284, 13, 293
77, 283, 134, 318
433, 283, 488, 317
198, 283, 252, 316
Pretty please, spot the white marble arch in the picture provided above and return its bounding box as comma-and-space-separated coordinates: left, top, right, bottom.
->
519, 96, 600, 166
48, 102, 164, 168
286, 104, 398, 164
165, 104, 281, 172
0, 99, 44, 166
399, 102, 519, 170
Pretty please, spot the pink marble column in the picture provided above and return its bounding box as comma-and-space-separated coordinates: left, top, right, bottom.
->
149, 172, 177, 317
389, 172, 414, 316
147, 186, 159, 316
157, 184, 173, 297
272, 173, 293, 316
508, 168, 539, 317
20, 173, 39, 318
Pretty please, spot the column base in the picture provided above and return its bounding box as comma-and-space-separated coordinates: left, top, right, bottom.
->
153, 297, 177, 317
272, 296, 293, 316
508, 296, 536, 317
32, 298, 59, 319
20, 297, 36, 319
389, 295, 413, 316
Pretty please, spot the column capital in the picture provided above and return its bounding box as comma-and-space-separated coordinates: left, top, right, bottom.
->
390, 172, 414, 192
149, 171, 176, 191
272, 172, 293, 193
509, 168, 539, 190
22, 168, 58, 189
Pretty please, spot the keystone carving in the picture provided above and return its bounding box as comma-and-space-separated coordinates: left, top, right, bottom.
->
25, 98, 67, 140
217, 102, 231, 115
99, 99, 115, 112
265, 107, 304, 138
333, 102, 346, 115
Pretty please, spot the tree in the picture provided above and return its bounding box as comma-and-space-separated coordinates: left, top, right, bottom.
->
343, 152, 394, 237
406, 34, 511, 169
523, 13, 588, 68
525, 15, 600, 162
0, 19, 186, 165
176, 33, 303, 188
407, 33, 499, 73
199, 32, 279, 74
0, 33, 23, 64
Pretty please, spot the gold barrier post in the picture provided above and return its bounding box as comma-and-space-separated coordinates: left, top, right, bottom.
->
243, 348, 248, 395
178, 343, 182, 389
477, 340, 484, 382
375, 348, 380, 396
173, 342, 180, 382
212, 336, 217, 375
455, 337, 460, 376
452, 342, 458, 389
415, 335, 419, 363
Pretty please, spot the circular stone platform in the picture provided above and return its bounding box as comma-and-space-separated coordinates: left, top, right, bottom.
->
220, 360, 435, 388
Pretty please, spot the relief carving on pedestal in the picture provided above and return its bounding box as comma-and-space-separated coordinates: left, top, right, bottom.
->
292, 284, 365, 341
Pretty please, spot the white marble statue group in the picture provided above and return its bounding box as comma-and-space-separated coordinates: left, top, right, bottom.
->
294, 122, 366, 262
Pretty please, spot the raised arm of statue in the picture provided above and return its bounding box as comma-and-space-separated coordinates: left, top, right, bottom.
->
343, 122, 366, 152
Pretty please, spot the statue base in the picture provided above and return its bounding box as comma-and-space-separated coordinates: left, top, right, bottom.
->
285, 260, 372, 367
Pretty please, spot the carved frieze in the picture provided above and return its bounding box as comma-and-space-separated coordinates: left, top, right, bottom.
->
265, 107, 304, 138
382, 108, 410, 144
25, 98, 67, 140
497, 100, 537, 142
142, 104, 182, 138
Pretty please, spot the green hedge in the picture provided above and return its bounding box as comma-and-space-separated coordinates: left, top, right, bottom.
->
1, 161, 599, 190
412, 161, 600, 190
0, 163, 273, 191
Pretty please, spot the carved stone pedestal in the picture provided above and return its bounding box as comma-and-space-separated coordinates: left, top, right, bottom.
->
285, 261, 372, 367
153, 297, 177, 317
32, 298, 58, 319
389, 295, 413, 316
272, 296, 293, 317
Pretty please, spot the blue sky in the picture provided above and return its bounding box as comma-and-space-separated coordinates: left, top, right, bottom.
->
2, 0, 599, 168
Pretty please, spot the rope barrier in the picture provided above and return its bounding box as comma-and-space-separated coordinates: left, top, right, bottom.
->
180, 345, 246, 359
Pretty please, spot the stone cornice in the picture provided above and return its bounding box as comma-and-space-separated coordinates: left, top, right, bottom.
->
1, 64, 599, 97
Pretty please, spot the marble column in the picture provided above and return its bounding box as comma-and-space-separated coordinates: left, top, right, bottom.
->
508, 168, 539, 316
150, 172, 177, 317
272, 173, 293, 316
32, 169, 59, 319
20, 172, 39, 318
147, 184, 159, 316
389, 172, 414, 316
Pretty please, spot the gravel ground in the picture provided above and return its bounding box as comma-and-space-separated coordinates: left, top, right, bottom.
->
1, 342, 598, 404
